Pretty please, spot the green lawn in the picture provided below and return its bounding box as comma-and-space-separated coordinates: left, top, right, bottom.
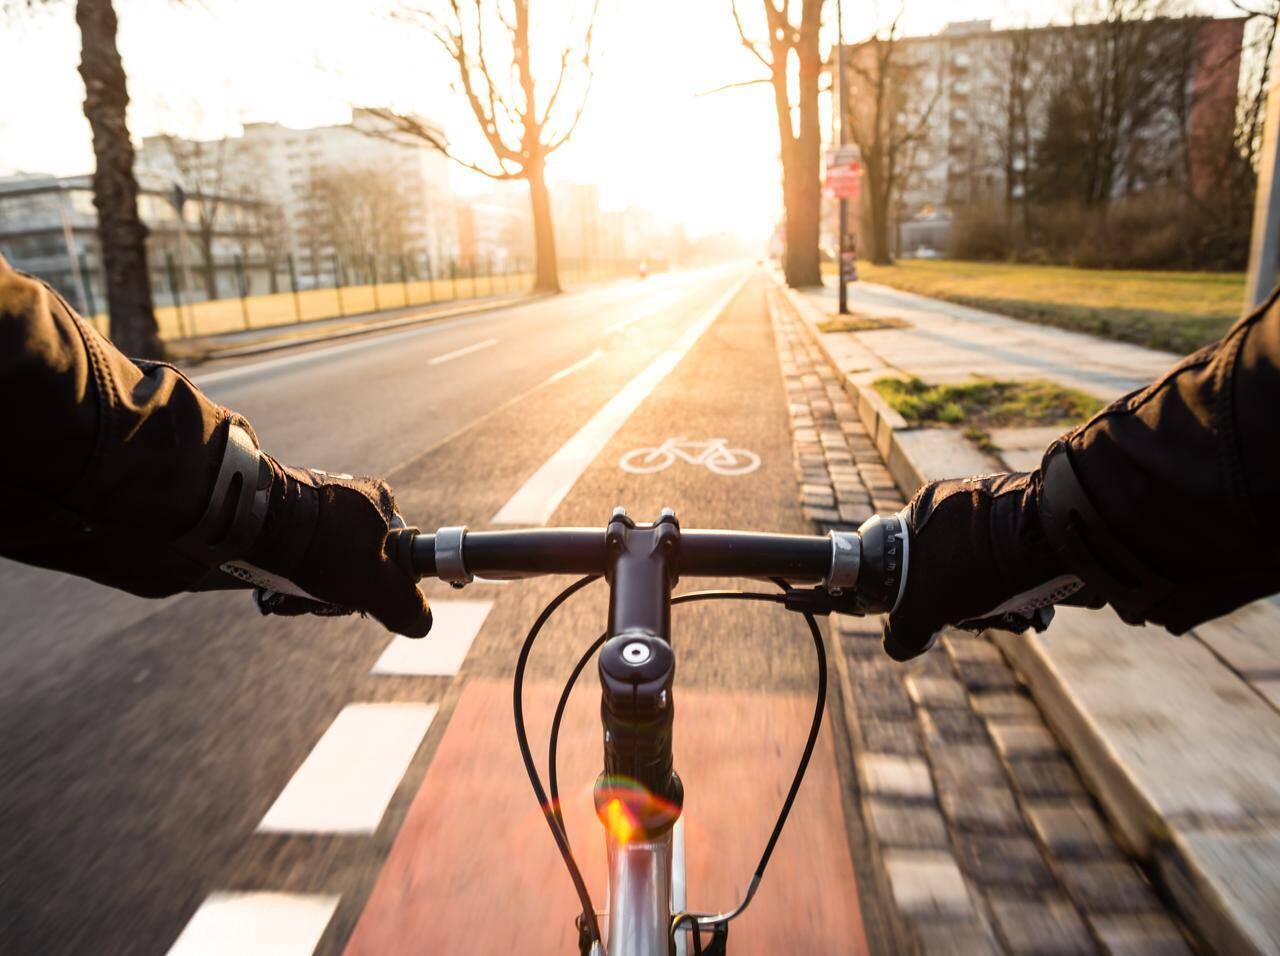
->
874, 376, 1103, 429
874, 376, 1104, 455
842, 260, 1246, 354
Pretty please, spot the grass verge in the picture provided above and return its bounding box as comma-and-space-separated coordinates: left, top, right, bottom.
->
817, 312, 907, 333
833, 259, 1244, 354
874, 377, 1103, 455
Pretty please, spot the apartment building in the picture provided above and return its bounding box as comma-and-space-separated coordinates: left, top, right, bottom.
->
139, 108, 457, 280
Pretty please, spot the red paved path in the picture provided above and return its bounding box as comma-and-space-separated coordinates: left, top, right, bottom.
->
346, 679, 868, 954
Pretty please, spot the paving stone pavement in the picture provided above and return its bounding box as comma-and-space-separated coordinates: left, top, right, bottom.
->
768, 284, 1197, 956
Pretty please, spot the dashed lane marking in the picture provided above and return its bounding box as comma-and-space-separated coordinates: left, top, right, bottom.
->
371, 600, 494, 676
545, 348, 604, 384
428, 337, 498, 365
166, 892, 340, 956
490, 274, 751, 525
257, 703, 437, 835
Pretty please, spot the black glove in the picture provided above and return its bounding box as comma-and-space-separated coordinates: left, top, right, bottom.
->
881, 471, 1096, 661
222, 457, 432, 638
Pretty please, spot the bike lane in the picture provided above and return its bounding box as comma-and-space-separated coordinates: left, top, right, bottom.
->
343, 275, 876, 953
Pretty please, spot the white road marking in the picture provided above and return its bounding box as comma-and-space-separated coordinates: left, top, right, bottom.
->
602, 290, 688, 335
491, 275, 750, 525
545, 348, 604, 385
372, 600, 493, 676
257, 703, 437, 834
191, 317, 484, 387
166, 892, 340, 956
619, 437, 761, 476
428, 337, 498, 366
191, 270, 718, 389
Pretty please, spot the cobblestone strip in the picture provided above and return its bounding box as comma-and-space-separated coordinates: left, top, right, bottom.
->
768, 284, 1194, 956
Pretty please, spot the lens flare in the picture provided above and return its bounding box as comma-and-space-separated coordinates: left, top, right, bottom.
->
604, 797, 637, 845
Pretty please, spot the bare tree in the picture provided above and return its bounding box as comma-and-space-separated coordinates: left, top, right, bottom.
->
7, 0, 162, 355
1033, 2, 1202, 206
844, 17, 942, 264
962, 28, 1041, 248
1230, 0, 1279, 172
368, 0, 599, 294
150, 133, 232, 300
731, 0, 824, 287
301, 163, 414, 277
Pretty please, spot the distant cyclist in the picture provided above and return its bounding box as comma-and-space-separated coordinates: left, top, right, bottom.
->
0, 254, 432, 638
3, 253, 1277, 657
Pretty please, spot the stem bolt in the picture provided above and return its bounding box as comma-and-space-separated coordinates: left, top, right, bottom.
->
622, 641, 652, 665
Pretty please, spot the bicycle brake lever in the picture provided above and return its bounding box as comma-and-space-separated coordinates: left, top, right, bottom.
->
781, 586, 841, 616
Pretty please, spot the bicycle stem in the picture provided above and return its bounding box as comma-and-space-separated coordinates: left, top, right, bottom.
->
594, 507, 684, 838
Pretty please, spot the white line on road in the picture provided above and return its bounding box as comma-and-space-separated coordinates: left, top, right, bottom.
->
491, 274, 750, 525
371, 600, 493, 676
602, 290, 688, 335
428, 337, 498, 366
191, 318, 483, 388
166, 892, 340, 956
545, 348, 604, 385
257, 703, 437, 834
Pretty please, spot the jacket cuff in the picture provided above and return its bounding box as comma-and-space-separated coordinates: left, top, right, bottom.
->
1038, 440, 1172, 626
174, 419, 270, 566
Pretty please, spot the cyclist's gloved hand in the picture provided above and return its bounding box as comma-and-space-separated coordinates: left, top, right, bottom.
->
225, 457, 432, 638
881, 472, 1097, 661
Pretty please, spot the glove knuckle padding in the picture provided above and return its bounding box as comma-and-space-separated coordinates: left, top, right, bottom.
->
246, 461, 430, 637
883, 472, 1059, 663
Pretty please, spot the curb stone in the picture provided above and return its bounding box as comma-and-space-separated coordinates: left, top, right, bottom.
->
777, 284, 1003, 496
766, 276, 1197, 955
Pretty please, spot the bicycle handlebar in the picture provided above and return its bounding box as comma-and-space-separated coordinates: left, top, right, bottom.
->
395, 510, 909, 614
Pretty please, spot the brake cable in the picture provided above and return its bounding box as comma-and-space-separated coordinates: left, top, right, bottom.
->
514, 579, 828, 954
668, 591, 827, 952
513, 575, 604, 945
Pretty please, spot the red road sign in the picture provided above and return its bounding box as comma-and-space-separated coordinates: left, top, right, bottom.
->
826, 162, 862, 201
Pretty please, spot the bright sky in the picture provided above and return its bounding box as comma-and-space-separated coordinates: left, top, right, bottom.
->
0, 0, 1240, 242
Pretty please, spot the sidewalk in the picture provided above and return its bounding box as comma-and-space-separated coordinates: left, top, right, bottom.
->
169, 290, 536, 362
787, 277, 1280, 955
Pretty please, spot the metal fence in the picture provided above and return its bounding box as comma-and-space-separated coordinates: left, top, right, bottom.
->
80, 250, 642, 342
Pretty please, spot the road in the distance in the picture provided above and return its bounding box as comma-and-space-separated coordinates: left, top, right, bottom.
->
0, 266, 736, 660
0, 265, 786, 955
192, 266, 729, 475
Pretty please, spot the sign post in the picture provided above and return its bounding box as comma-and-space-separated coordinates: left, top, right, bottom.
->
826, 147, 862, 313
832, 0, 857, 315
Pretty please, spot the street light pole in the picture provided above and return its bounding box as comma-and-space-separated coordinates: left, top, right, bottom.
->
836, 0, 850, 315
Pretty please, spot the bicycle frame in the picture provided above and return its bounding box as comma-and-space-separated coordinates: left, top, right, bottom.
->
595, 826, 681, 956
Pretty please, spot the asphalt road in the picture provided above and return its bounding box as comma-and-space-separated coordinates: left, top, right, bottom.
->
0, 266, 881, 954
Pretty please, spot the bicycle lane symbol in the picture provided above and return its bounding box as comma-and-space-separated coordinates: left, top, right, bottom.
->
619, 437, 761, 476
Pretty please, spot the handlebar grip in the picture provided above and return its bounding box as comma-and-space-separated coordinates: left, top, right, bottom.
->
389, 528, 433, 580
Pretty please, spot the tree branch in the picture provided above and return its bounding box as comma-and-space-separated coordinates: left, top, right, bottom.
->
731, 0, 772, 68
695, 76, 772, 96
360, 107, 522, 180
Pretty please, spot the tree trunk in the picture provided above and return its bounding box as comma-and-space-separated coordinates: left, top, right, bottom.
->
526, 157, 560, 293
782, 167, 822, 286
863, 166, 893, 264
76, 0, 161, 357
196, 227, 220, 300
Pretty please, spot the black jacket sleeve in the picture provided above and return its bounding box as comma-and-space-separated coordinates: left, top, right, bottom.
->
1045, 284, 1280, 633
0, 256, 240, 596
